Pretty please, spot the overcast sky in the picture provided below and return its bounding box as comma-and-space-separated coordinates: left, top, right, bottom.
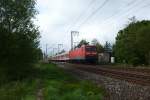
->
34, 0, 150, 54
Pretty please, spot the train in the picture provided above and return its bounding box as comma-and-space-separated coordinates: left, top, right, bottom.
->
50, 45, 98, 63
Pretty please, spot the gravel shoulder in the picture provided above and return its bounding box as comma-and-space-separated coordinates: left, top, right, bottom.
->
57, 63, 150, 100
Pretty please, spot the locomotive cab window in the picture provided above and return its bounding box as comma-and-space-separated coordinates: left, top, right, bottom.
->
86, 47, 96, 52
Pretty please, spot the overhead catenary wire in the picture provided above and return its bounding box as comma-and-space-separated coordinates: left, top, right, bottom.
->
99, 0, 150, 26
77, 0, 109, 29
127, 0, 138, 6
79, 0, 148, 29
79, 0, 147, 30
74, 0, 150, 43
99, 0, 144, 24
66, 0, 150, 44
67, 0, 97, 30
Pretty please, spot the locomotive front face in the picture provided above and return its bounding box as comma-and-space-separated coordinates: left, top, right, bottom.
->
85, 46, 98, 62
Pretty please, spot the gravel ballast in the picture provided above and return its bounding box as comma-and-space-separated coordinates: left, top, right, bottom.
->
58, 63, 150, 100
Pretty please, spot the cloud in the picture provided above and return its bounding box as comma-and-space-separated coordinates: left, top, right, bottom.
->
35, 0, 150, 52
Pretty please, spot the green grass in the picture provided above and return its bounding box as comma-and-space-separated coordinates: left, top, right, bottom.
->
39, 63, 105, 100
0, 63, 105, 100
0, 79, 36, 100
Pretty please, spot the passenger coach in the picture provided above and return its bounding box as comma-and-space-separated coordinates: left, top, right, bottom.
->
50, 45, 98, 63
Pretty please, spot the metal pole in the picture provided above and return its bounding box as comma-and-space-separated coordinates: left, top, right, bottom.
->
46, 44, 48, 59
58, 44, 59, 55
71, 31, 73, 50
53, 48, 57, 56
71, 31, 79, 50
73, 42, 79, 49
58, 44, 63, 54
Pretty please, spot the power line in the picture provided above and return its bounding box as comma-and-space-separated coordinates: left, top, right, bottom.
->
130, 1, 150, 14
106, 0, 149, 23
102, 0, 143, 22
116, 2, 150, 23
91, 0, 145, 27
67, 0, 150, 39
75, 0, 149, 38
77, 0, 109, 29
67, 0, 97, 31
127, 0, 137, 6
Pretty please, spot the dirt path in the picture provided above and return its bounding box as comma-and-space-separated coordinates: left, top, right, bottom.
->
36, 79, 44, 100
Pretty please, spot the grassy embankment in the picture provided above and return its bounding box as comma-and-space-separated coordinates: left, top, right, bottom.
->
0, 63, 105, 100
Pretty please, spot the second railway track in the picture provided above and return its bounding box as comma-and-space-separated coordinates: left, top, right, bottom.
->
65, 63, 150, 86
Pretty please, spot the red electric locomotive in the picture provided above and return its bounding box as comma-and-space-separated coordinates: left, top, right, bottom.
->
69, 45, 98, 63
50, 45, 98, 63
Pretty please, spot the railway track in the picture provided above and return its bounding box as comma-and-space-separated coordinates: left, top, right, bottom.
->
67, 64, 150, 86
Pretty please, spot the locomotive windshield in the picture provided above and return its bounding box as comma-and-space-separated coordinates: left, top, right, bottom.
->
86, 47, 96, 52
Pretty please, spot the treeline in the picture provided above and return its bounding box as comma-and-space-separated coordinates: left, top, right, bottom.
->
113, 18, 150, 66
75, 17, 150, 66
0, 0, 42, 81
75, 39, 112, 53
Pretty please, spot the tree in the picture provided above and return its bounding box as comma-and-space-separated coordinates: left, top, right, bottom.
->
136, 24, 150, 64
37, 48, 43, 60
104, 41, 112, 53
0, 0, 40, 80
76, 39, 89, 48
114, 19, 150, 65
91, 39, 104, 53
